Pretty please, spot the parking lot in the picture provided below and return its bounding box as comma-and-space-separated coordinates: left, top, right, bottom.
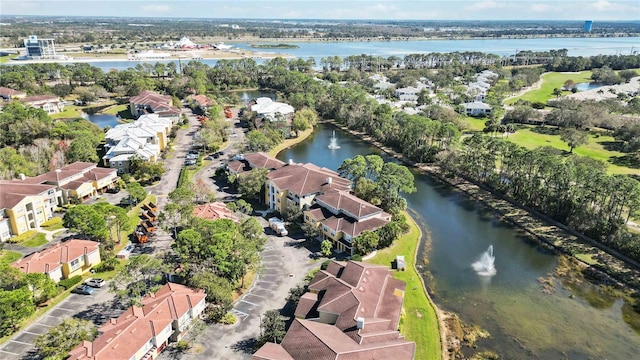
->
0, 282, 120, 360
161, 225, 318, 360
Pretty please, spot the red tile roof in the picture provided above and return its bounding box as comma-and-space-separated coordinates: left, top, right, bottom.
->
254, 260, 414, 360
69, 283, 206, 360
11, 240, 100, 275
193, 202, 239, 222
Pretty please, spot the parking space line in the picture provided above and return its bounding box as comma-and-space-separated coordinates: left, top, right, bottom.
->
34, 323, 52, 327
263, 246, 274, 251
246, 292, 268, 299
8, 340, 32, 346
240, 299, 259, 307
22, 331, 40, 336
55, 307, 75, 312
43, 314, 58, 318
261, 254, 279, 258
256, 280, 276, 284
0, 349, 20, 356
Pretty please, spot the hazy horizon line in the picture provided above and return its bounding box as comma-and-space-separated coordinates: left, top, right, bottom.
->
2, 15, 639, 23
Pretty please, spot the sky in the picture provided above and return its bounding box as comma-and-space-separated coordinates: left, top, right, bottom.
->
1, 0, 639, 21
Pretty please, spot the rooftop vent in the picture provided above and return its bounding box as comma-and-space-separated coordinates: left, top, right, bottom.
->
327, 177, 332, 184
288, 158, 294, 165
357, 317, 365, 330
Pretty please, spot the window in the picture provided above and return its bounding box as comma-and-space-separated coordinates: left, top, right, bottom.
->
330, 231, 335, 237
323, 225, 328, 232
305, 215, 309, 221
69, 258, 80, 271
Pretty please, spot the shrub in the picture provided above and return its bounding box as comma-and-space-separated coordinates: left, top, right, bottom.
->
320, 260, 331, 270
40, 217, 63, 228
220, 313, 237, 325
350, 254, 363, 261
58, 275, 82, 290
7, 230, 38, 243
175, 340, 190, 351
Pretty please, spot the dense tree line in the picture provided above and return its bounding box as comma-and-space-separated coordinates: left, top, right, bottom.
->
0, 103, 104, 179
441, 135, 640, 260
545, 54, 640, 72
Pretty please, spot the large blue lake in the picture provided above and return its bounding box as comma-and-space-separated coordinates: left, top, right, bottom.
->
49, 36, 639, 72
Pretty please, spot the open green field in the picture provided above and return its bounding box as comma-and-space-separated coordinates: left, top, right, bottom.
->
368, 212, 441, 360
506, 71, 592, 105
507, 127, 640, 175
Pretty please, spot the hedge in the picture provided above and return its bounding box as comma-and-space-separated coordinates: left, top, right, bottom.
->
59, 275, 83, 290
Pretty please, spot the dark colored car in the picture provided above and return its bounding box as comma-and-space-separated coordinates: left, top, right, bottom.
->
72, 285, 95, 295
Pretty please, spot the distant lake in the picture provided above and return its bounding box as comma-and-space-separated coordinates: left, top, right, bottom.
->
81, 112, 119, 129
575, 82, 605, 91
50, 36, 639, 72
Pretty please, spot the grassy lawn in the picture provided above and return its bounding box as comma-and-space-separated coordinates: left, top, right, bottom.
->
22, 232, 48, 247
460, 116, 487, 133
0, 54, 18, 63
40, 217, 64, 231
0, 250, 22, 265
269, 128, 313, 157
506, 71, 593, 105
50, 105, 84, 119
507, 127, 640, 175
101, 103, 135, 120
368, 212, 441, 360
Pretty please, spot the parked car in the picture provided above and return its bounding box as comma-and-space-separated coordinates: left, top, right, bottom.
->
85, 278, 105, 288
117, 244, 136, 259
185, 159, 196, 166
72, 285, 95, 295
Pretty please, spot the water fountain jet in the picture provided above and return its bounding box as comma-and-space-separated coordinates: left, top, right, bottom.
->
328, 130, 340, 149
472, 245, 496, 276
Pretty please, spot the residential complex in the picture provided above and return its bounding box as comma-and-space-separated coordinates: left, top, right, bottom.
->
228, 153, 390, 255
68, 283, 206, 360
11, 239, 101, 283
253, 260, 415, 360
129, 90, 181, 119
0, 162, 118, 241
104, 113, 174, 174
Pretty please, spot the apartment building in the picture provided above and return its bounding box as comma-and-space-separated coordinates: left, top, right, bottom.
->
11, 239, 101, 282
103, 114, 173, 174
69, 283, 206, 360
253, 260, 415, 360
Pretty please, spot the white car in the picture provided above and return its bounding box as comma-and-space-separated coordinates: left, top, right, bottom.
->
116, 244, 135, 259
85, 278, 105, 288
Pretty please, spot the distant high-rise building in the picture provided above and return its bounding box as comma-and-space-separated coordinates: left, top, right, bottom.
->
584, 20, 593, 33
23, 35, 57, 59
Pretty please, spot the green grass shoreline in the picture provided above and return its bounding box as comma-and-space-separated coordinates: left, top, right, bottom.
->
368, 211, 442, 360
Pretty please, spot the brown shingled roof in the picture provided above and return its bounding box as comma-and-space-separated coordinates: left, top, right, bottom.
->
243, 152, 286, 170
315, 189, 382, 219
267, 163, 351, 196
0, 87, 26, 98
0, 181, 56, 209
252, 342, 295, 360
